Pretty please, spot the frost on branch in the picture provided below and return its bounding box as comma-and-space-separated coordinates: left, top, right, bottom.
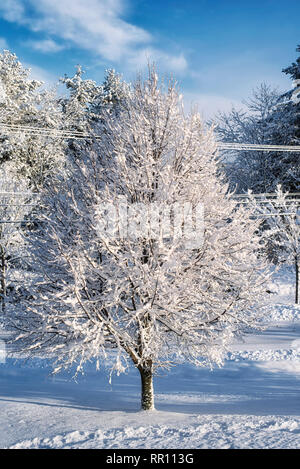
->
6, 68, 272, 410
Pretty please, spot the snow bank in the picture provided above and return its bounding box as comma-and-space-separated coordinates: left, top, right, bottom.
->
8, 415, 300, 449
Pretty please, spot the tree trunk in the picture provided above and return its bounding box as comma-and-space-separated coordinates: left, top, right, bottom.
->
138, 362, 155, 411
296, 256, 299, 305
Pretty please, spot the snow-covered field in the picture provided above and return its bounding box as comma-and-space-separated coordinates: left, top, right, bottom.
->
1, 267, 300, 449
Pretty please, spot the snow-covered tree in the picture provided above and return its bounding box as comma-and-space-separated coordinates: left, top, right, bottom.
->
7, 69, 271, 411
60, 67, 130, 127
92, 68, 131, 114
59, 66, 131, 164
249, 186, 300, 304
212, 84, 285, 192
280, 44, 300, 143
0, 165, 33, 314
0, 50, 65, 190
59, 65, 100, 132
213, 82, 300, 193
266, 44, 300, 193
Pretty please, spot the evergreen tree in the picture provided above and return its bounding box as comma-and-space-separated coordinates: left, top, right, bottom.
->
275, 45, 300, 189
258, 44, 300, 193
59, 67, 131, 163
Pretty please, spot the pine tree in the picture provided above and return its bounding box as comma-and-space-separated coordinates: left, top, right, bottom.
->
275, 44, 300, 191
59, 67, 131, 164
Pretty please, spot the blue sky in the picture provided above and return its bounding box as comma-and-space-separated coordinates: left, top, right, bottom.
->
0, 0, 299, 117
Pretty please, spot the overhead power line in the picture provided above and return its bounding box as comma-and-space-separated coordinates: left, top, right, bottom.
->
1, 123, 300, 152
233, 192, 300, 198
0, 123, 100, 140
0, 124, 299, 221
218, 142, 300, 152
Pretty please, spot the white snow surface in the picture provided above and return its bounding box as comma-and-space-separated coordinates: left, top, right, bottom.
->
1, 266, 300, 449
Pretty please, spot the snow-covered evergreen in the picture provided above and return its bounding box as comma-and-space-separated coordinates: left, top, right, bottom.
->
59, 66, 131, 166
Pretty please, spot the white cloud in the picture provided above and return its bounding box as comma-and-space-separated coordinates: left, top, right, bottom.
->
28, 0, 151, 61
0, 0, 188, 73
0, 37, 9, 50
26, 39, 65, 53
0, 0, 24, 22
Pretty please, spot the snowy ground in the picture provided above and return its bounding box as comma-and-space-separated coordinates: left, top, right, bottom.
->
1, 267, 300, 449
